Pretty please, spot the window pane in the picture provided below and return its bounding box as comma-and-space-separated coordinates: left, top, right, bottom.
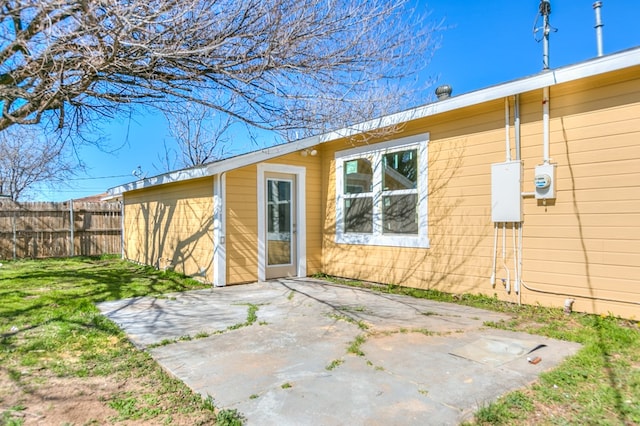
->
267, 180, 291, 233
383, 194, 418, 234
268, 180, 291, 201
344, 158, 373, 194
268, 203, 291, 234
344, 197, 373, 233
383, 149, 417, 190
267, 179, 292, 265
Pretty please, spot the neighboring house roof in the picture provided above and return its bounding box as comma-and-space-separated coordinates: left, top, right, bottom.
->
73, 192, 110, 202
106, 46, 640, 198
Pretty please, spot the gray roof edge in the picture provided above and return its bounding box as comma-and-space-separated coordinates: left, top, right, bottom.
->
107, 46, 640, 197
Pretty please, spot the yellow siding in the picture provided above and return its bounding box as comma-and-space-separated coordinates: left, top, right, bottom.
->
123, 178, 214, 281
118, 65, 640, 318
225, 151, 323, 284
226, 165, 259, 283
321, 67, 640, 318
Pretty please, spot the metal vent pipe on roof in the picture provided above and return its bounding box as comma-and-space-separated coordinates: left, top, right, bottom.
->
435, 85, 452, 100
593, 1, 604, 57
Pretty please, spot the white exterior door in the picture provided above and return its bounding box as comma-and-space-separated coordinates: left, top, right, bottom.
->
265, 173, 297, 279
257, 164, 306, 282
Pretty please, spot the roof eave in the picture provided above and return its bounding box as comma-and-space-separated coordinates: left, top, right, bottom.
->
107, 46, 640, 197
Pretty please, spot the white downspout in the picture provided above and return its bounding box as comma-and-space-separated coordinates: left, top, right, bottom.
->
120, 199, 125, 259
514, 94, 522, 303
213, 173, 227, 287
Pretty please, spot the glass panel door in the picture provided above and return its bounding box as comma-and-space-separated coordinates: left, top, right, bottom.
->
267, 178, 293, 266
265, 172, 297, 279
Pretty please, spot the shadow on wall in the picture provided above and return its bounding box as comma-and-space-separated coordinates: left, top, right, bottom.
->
130, 200, 213, 280
323, 137, 491, 294
225, 206, 259, 283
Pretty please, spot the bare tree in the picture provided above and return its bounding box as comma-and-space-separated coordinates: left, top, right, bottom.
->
0, 0, 441, 138
0, 127, 75, 200
159, 101, 233, 171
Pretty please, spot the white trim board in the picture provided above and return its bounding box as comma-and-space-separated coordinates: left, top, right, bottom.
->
213, 173, 226, 287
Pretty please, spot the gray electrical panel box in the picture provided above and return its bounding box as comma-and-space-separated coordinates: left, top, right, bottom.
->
491, 161, 522, 222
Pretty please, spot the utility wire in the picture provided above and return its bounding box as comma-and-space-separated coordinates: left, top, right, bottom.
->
65, 174, 132, 181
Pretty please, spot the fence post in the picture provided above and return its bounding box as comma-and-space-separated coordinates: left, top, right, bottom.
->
69, 200, 74, 257
12, 210, 16, 260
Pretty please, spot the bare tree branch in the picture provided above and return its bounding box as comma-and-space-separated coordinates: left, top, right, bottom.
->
0, 0, 441, 136
158, 101, 233, 171
0, 126, 76, 200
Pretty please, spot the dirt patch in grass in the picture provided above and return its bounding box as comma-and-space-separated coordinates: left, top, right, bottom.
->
1, 369, 122, 425
0, 364, 217, 426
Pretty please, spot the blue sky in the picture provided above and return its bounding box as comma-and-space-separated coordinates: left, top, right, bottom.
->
38, 0, 640, 201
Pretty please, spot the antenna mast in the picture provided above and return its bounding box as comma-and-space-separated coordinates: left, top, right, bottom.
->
540, 0, 551, 69
533, 0, 556, 70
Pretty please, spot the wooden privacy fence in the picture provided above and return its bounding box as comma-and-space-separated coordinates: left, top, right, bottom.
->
0, 199, 122, 259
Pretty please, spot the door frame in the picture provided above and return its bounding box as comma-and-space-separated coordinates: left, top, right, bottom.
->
257, 163, 306, 281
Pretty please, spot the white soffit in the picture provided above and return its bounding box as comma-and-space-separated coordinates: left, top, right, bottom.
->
107, 46, 640, 197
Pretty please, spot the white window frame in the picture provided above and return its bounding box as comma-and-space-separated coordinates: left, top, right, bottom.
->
335, 133, 429, 248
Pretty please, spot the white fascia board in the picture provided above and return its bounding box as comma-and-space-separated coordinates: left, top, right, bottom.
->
350, 47, 640, 133
108, 133, 332, 197
107, 47, 640, 197
108, 166, 211, 196
205, 133, 333, 175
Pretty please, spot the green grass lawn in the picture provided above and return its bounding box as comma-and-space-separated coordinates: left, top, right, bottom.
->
0, 256, 230, 425
1, 258, 639, 425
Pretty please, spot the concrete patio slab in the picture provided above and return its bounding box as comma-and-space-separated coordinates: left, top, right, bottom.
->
97, 278, 582, 425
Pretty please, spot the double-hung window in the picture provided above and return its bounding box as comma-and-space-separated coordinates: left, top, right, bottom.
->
335, 133, 429, 248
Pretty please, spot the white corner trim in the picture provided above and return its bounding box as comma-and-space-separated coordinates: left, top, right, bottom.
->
120, 200, 125, 259
213, 173, 226, 286
257, 163, 307, 281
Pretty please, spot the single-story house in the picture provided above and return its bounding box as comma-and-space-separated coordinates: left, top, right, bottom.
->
108, 47, 640, 319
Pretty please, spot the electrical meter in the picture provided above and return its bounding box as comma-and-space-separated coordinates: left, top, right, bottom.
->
534, 174, 551, 189
534, 163, 556, 199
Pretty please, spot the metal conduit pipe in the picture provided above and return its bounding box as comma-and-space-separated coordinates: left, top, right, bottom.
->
543, 86, 550, 163
505, 98, 511, 162
519, 280, 640, 306
490, 224, 498, 287
502, 222, 510, 293
514, 95, 521, 161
